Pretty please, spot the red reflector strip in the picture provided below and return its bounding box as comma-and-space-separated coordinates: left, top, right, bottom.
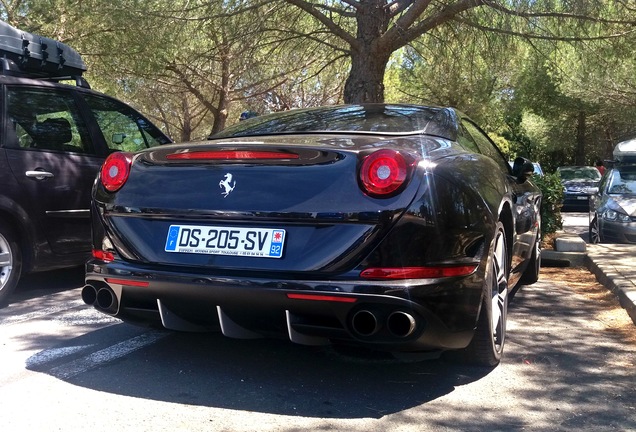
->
166, 151, 300, 160
92, 249, 114, 262
105, 278, 150, 287
287, 293, 358, 303
360, 265, 478, 279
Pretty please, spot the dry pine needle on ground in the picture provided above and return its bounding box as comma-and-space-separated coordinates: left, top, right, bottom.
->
540, 266, 636, 346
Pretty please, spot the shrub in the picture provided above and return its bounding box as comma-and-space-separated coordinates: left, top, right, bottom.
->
533, 172, 563, 237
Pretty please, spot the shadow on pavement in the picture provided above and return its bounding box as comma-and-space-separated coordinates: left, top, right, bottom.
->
9, 265, 85, 305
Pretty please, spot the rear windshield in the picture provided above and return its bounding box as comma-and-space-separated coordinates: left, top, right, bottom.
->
212, 105, 457, 140
558, 167, 601, 181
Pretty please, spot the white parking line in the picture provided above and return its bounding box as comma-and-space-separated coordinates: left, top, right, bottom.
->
48, 331, 169, 380
26, 345, 91, 368
0, 299, 86, 325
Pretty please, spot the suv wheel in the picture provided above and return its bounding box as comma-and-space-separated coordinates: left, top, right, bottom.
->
0, 219, 22, 306
589, 215, 602, 244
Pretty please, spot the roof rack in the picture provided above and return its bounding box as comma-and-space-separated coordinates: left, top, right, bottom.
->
0, 21, 89, 88
612, 138, 636, 164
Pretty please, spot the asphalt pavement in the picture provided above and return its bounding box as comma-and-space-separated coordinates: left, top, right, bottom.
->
542, 212, 636, 325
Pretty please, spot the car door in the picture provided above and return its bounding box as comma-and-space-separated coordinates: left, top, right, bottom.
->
3, 86, 101, 255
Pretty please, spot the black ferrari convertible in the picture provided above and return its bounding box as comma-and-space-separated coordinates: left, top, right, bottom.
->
83, 104, 542, 366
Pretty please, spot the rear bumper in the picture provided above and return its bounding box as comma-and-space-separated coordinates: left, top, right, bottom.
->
84, 259, 483, 353
562, 194, 591, 211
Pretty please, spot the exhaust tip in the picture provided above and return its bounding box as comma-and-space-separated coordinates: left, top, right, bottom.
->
351, 310, 379, 336
81, 285, 98, 306
96, 287, 118, 314
387, 311, 417, 338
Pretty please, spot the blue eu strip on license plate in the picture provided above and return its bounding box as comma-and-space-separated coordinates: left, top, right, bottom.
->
165, 225, 285, 258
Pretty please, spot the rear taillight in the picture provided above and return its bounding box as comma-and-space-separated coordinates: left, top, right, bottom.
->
92, 249, 114, 262
101, 152, 132, 192
359, 149, 410, 196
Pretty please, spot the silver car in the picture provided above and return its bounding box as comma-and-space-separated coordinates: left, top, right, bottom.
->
589, 164, 636, 243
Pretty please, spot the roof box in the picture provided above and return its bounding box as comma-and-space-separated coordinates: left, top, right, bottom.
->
0, 21, 86, 78
613, 138, 636, 163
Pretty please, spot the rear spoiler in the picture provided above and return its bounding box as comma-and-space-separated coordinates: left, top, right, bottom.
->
0, 21, 89, 87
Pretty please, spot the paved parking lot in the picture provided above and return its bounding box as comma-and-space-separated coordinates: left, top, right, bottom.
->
0, 263, 634, 432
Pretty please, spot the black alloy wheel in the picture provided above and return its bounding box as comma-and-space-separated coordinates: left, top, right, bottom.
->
460, 221, 509, 367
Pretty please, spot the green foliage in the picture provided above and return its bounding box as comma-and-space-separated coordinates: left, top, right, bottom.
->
533, 173, 564, 237
4, 0, 636, 153
385, 23, 520, 130
489, 133, 510, 158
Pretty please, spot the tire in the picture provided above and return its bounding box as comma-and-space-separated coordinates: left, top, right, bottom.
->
589, 215, 602, 244
0, 220, 22, 307
519, 234, 541, 285
459, 221, 508, 367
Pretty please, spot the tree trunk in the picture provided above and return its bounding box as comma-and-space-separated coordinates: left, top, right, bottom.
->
603, 125, 615, 159
210, 42, 232, 134
343, 0, 392, 104
343, 47, 391, 103
210, 94, 229, 135
180, 96, 192, 142
575, 110, 586, 165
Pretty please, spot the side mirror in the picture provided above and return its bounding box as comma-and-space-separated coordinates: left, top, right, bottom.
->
519, 161, 535, 182
511, 157, 535, 182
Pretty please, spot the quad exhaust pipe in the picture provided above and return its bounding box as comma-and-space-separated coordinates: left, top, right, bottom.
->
82, 284, 119, 315
351, 310, 379, 336
351, 309, 418, 338
387, 311, 417, 338
81, 284, 98, 306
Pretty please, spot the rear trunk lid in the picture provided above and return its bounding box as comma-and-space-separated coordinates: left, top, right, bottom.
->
96, 134, 450, 274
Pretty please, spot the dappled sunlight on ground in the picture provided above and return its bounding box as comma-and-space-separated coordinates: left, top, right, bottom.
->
540, 267, 636, 346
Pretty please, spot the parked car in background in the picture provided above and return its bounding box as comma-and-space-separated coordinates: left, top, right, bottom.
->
83, 103, 542, 366
557, 166, 602, 212
0, 21, 171, 305
589, 139, 636, 243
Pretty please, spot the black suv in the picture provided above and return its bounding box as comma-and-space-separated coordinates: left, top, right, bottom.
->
0, 22, 171, 305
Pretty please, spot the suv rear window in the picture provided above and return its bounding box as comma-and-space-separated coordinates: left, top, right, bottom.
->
83, 94, 171, 152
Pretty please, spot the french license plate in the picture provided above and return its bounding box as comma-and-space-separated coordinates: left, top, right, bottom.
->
165, 225, 285, 258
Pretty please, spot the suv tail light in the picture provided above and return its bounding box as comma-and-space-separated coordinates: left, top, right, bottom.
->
101, 152, 132, 192
359, 149, 411, 197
